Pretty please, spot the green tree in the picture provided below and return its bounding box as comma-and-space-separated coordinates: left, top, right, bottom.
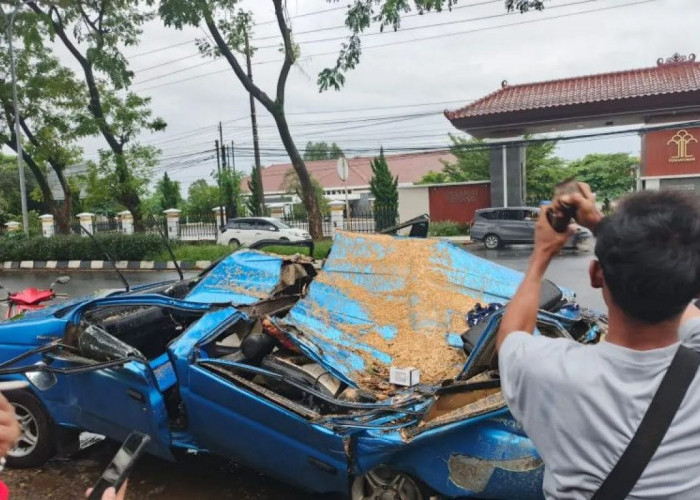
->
420, 135, 490, 183
524, 138, 568, 205
0, 154, 41, 223
187, 179, 221, 218
215, 168, 243, 221
158, 2, 324, 239
369, 149, 398, 231
418, 171, 447, 184
282, 169, 329, 216
246, 166, 265, 216
303, 141, 345, 161
156, 172, 182, 211
0, 13, 89, 232
319, 1, 546, 90
30, 0, 167, 231
568, 153, 638, 199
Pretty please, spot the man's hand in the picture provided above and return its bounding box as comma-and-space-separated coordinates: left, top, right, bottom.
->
551, 181, 603, 232
534, 207, 576, 264
86, 480, 128, 500
0, 392, 20, 459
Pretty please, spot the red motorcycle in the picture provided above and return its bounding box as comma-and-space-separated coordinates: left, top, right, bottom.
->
0, 276, 70, 319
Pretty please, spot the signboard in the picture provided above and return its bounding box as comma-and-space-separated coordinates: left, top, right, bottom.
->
644, 127, 700, 177
336, 157, 349, 182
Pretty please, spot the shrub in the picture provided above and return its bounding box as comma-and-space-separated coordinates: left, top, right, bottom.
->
0, 233, 167, 261
428, 221, 469, 237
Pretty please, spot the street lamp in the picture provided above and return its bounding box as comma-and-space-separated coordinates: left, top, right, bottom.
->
1, 0, 30, 235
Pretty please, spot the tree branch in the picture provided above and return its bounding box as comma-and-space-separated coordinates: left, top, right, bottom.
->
273, 0, 293, 106
202, 9, 276, 112
30, 3, 123, 155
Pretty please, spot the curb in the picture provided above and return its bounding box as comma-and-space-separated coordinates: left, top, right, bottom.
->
0, 260, 212, 272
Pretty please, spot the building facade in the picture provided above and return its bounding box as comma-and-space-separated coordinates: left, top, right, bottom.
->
642, 126, 700, 193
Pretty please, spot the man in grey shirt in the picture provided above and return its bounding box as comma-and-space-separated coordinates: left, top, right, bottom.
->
497, 186, 700, 499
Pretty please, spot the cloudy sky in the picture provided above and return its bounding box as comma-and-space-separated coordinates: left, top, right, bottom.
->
68, 0, 699, 190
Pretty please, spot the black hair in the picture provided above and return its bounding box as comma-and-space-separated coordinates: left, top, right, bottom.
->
595, 190, 700, 324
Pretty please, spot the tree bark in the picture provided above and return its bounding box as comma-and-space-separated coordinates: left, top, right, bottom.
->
270, 110, 323, 238
202, 4, 323, 239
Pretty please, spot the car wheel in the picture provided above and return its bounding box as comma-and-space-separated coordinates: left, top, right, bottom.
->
351, 467, 427, 500
228, 238, 240, 247
279, 237, 289, 242
6, 390, 54, 468
483, 234, 501, 250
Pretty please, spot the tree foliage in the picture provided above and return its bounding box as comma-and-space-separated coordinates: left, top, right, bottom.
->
568, 153, 638, 199
282, 169, 329, 216
0, 12, 89, 232
186, 179, 220, 218
369, 149, 398, 230
246, 166, 265, 216
320, 0, 547, 91
0, 153, 42, 223
303, 142, 345, 161
29, 0, 167, 229
156, 172, 183, 211
216, 168, 244, 220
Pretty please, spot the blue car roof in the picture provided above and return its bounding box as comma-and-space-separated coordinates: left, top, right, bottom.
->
278, 232, 538, 391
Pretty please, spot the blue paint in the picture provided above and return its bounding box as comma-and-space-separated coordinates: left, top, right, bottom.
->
186, 250, 285, 304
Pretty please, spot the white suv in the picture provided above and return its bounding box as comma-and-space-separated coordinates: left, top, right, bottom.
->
217, 217, 311, 247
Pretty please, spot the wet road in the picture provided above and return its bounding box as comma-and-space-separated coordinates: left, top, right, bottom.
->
0, 245, 604, 499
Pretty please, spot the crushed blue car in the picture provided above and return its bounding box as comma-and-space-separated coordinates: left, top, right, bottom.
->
0, 232, 606, 499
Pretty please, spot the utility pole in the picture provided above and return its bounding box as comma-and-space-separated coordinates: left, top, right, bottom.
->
230, 140, 236, 174
245, 28, 266, 215
215, 139, 224, 228
2, 3, 29, 235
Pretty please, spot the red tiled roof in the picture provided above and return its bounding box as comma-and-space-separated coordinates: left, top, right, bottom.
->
445, 54, 700, 120
245, 150, 455, 193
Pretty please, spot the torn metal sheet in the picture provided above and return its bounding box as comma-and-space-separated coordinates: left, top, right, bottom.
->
279, 232, 532, 391
186, 250, 286, 305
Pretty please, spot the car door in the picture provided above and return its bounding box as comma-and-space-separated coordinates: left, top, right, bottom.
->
221, 220, 240, 244
169, 309, 349, 494
236, 219, 259, 246
496, 209, 523, 242
48, 346, 173, 460
257, 220, 280, 240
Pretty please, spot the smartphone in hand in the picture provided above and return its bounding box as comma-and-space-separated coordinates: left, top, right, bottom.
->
547, 178, 583, 232
87, 431, 150, 500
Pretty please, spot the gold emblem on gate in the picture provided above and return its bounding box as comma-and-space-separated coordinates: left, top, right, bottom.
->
667, 129, 698, 163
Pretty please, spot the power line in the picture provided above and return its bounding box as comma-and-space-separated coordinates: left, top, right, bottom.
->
134, 0, 651, 92
126, 3, 350, 60
132, 0, 592, 81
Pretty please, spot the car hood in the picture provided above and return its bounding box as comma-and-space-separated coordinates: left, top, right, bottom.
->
277, 232, 570, 391
186, 250, 294, 304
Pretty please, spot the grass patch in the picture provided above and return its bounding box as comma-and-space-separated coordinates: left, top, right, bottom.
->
146, 244, 234, 262
256, 239, 333, 259
145, 240, 333, 261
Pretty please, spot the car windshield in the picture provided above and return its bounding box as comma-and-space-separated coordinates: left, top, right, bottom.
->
274, 220, 291, 229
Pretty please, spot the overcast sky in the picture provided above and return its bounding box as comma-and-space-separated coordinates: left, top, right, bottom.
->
59, 0, 700, 190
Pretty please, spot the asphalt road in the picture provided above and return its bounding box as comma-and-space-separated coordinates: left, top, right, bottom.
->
0, 245, 604, 499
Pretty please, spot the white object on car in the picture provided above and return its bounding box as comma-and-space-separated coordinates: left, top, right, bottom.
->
389, 367, 420, 387
217, 217, 311, 247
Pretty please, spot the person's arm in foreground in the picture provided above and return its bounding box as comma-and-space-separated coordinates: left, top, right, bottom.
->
496, 212, 574, 351
0, 393, 20, 459
86, 480, 128, 500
